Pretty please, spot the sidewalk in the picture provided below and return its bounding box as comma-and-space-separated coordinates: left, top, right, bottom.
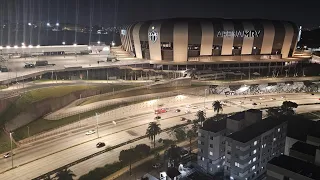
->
103, 140, 194, 180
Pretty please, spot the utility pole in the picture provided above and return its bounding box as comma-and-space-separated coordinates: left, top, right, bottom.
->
10, 132, 13, 168
96, 113, 99, 138
27, 126, 30, 138
204, 89, 208, 110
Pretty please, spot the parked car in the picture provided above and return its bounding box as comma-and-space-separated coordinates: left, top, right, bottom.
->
3, 152, 12, 158
24, 63, 35, 68
252, 103, 257, 105
85, 130, 96, 135
175, 109, 181, 112
154, 116, 161, 120
180, 117, 186, 121
96, 142, 105, 148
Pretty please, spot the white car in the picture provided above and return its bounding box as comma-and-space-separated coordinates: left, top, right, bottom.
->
271, 98, 276, 100
259, 97, 265, 100
3, 153, 11, 158
185, 110, 191, 114
191, 106, 198, 109
85, 130, 96, 135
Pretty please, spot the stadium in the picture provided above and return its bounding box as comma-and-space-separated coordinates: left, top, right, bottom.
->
119, 18, 313, 79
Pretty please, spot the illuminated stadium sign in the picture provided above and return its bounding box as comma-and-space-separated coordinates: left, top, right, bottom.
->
217, 30, 261, 38
148, 30, 158, 43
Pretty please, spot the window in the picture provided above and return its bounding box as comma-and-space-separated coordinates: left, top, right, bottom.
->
210, 144, 213, 148
254, 141, 258, 146
235, 162, 240, 167
253, 157, 257, 162
201, 157, 204, 161
210, 136, 213, 140
253, 149, 257, 155
278, 128, 280, 132
252, 165, 256, 170
248, 160, 252, 164
210, 151, 213, 156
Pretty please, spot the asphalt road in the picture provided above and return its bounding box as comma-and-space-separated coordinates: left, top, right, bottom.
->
0, 54, 147, 81
0, 93, 319, 179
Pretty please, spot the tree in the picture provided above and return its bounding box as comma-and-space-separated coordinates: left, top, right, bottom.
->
165, 145, 181, 168
196, 110, 206, 126
212, 101, 223, 114
191, 120, 199, 134
267, 107, 282, 118
281, 101, 298, 115
186, 129, 197, 153
171, 126, 186, 141
119, 149, 136, 164
146, 122, 161, 148
134, 144, 151, 158
54, 169, 76, 180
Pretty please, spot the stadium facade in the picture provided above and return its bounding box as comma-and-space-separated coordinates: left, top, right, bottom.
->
120, 18, 299, 64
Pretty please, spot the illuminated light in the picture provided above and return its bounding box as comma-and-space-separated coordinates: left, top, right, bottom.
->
151, 26, 155, 30
62, 41, 66, 45
56, 22, 59, 26
47, 22, 50, 26
36, 45, 40, 48
111, 41, 115, 46
28, 22, 32, 26
73, 43, 77, 46
97, 41, 100, 44
22, 45, 26, 49
14, 45, 18, 49
253, 46, 257, 49
21, 42, 25, 46
88, 46, 91, 50
0, 46, 3, 49
6, 46, 11, 49
28, 45, 33, 48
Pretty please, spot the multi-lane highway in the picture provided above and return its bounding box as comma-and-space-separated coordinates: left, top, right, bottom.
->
0, 93, 319, 179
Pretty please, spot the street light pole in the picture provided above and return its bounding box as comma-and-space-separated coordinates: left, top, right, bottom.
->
204, 89, 208, 110
27, 126, 30, 138
96, 112, 99, 138
10, 132, 13, 168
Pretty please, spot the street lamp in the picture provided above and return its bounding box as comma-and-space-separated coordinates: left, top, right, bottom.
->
28, 22, 32, 26
204, 89, 208, 110
62, 41, 66, 45
9, 132, 14, 168
46, 22, 50, 27
96, 112, 99, 138
97, 41, 101, 44
56, 22, 59, 26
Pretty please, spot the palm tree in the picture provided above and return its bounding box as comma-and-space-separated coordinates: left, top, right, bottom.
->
146, 122, 161, 148
54, 169, 76, 180
186, 129, 196, 153
212, 101, 223, 114
196, 110, 206, 126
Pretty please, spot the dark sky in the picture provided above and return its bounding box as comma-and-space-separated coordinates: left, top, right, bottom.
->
1, 0, 319, 28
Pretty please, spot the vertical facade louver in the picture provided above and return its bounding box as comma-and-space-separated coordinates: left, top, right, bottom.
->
120, 18, 298, 62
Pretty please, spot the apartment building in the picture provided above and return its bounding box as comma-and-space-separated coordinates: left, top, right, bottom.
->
225, 118, 287, 180
197, 109, 262, 175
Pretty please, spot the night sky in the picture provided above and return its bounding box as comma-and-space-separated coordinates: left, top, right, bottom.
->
1, 0, 319, 28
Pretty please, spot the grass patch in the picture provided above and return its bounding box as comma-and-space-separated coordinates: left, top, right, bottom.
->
80, 86, 193, 106
13, 97, 150, 141
0, 84, 135, 125
0, 85, 8, 90
0, 130, 16, 154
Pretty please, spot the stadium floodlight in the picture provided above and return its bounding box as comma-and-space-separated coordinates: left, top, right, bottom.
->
14, 45, 18, 49
62, 41, 66, 45
56, 22, 59, 26
28, 45, 33, 48
6, 46, 11, 49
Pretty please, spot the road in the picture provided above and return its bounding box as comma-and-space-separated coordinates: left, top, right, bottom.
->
0, 93, 319, 179
0, 54, 147, 82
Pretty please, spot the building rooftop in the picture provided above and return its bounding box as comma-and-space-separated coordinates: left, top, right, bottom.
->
228, 111, 245, 121
268, 155, 320, 180
227, 117, 287, 143
200, 118, 226, 133
290, 141, 318, 156
287, 115, 316, 141
246, 109, 262, 113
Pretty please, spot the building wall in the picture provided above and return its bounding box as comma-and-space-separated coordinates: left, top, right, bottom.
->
122, 18, 298, 62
